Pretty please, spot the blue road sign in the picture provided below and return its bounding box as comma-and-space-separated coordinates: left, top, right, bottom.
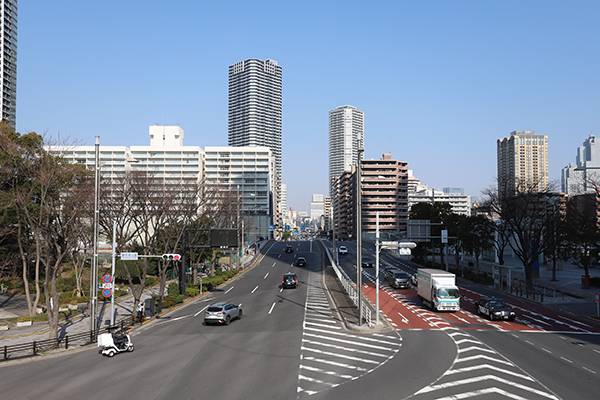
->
285, 225, 290, 231
269, 225, 274, 231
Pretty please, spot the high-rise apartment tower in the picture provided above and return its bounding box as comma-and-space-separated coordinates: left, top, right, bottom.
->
1, 0, 17, 129
328, 105, 364, 196
497, 130, 548, 194
228, 58, 282, 179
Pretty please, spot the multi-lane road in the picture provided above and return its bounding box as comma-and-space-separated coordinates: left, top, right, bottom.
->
1, 240, 599, 399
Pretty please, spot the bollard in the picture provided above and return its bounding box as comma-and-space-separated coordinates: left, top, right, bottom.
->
33, 341, 37, 356
65, 335, 69, 350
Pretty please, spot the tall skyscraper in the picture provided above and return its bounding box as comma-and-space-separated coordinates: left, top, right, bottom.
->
497, 130, 548, 194
328, 105, 364, 196
228, 58, 282, 179
1, 0, 17, 129
562, 134, 600, 195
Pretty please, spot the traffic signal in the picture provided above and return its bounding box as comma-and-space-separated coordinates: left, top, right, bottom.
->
162, 254, 181, 261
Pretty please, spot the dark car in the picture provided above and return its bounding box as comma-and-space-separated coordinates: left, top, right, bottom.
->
295, 257, 307, 267
361, 257, 373, 268
204, 302, 242, 325
476, 298, 516, 321
282, 272, 298, 288
385, 270, 410, 289
285, 244, 293, 253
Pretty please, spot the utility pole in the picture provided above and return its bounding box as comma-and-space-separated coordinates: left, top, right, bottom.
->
356, 144, 364, 325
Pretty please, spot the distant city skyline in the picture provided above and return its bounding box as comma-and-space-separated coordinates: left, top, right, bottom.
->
16, 2, 600, 212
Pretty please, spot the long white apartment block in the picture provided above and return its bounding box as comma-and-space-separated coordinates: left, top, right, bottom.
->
47, 126, 204, 186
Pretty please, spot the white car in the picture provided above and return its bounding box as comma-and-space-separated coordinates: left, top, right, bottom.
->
338, 246, 348, 255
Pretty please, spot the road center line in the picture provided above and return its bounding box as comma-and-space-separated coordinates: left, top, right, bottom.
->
251, 286, 259, 293
268, 302, 276, 314
194, 305, 210, 317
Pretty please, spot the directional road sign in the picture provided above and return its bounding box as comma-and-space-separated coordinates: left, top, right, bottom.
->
120, 252, 138, 260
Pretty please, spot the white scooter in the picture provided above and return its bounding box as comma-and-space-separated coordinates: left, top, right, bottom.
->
97, 330, 134, 357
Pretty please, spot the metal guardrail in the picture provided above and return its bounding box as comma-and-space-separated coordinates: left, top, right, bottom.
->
318, 241, 372, 326
1, 316, 136, 362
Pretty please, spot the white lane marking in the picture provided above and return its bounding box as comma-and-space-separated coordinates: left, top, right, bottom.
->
272, 262, 276, 268
397, 312, 409, 324
557, 314, 592, 328
264, 272, 269, 279
542, 348, 552, 354
561, 357, 573, 363
268, 302, 276, 314
299, 364, 353, 379
583, 366, 596, 374
302, 356, 369, 372
251, 286, 259, 294
224, 286, 234, 295
278, 254, 281, 258
445, 364, 535, 380
194, 305, 210, 317
297, 374, 336, 387
301, 347, 380, 365
417, 375, 560, 398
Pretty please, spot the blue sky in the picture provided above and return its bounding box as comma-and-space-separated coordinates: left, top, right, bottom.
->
17, 1, 600, 212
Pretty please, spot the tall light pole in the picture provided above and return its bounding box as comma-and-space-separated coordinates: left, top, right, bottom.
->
375, 211, 380, 325
90, 136, 100, 334
356, 144, 364, 325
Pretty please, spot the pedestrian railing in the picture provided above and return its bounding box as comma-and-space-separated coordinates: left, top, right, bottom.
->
1, 316, 136, 362
319, 241, 372, 326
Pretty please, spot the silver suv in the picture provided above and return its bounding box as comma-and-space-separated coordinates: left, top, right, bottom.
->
204, 302, 242, 325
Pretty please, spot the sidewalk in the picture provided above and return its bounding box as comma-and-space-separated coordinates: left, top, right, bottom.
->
439, 253, 600, 318
0, 243, 268, 351
0, 285, 162, 349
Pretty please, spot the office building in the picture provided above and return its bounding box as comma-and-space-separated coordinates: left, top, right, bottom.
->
310, 194, 325, 222
328, 105, 364, 196
408, 187, 471, 216
497, 130, 549, 194
204, 146, 275, 242
562, 134, 600, 195
1, 0, 17, 129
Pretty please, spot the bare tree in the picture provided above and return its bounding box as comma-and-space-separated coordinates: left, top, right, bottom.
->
483, 177, 562, 290
12, 134, 91, 340
564, 193, 600, 288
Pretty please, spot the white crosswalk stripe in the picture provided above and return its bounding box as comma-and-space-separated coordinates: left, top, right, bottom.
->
410, 330, 561, 400
297, 269, 402, 398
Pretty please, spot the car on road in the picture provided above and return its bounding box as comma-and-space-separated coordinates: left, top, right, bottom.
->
338, 246, 348, 255
361, 257, 373, 268
385, 270, 411, 289
282, 272, 298, 288
410, 273, 418, 286
476, 297, 516, 321
295, 257, 307, 267
285, 244, 293, 253
204, 302, 243, 325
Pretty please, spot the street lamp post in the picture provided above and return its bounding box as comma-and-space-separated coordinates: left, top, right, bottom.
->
356, 144, 364, 325
90, 136, 100, 334
375, 211, 380, 325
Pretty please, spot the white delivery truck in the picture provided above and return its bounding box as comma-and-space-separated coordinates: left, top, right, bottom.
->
417, 268, 460, 311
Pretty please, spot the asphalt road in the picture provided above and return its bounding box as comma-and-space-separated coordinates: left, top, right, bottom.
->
331, 240, 600, 399
9, 239, 594, 399
0, 241, 457, 400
